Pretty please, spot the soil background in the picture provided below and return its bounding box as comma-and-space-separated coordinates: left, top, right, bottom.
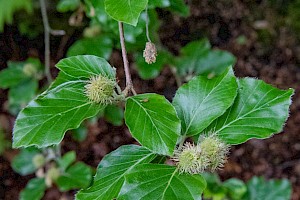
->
1, 0, 300, 199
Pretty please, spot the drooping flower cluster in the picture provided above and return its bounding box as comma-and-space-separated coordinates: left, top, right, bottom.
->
84, 75, 116, 104
172, 135, 230, 174
143, 42, 157, 64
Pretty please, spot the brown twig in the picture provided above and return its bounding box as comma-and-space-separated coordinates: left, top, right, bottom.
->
118, 22, 136, 95
39, 0, 65, 84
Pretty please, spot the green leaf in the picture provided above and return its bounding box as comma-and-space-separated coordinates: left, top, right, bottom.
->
148, 0, 170, 8
196, 50, 236, 76
13, 82, 103, 148
135, 51, 171, 80
72, 125, 88, 142
76, 145, 156, 200
67, 36, 113, 60
104, 0, 148, 26
20, 178, 46, 200
175, 39, 236, 79
202, 172, 226, 199
12, 147, 40, 175
0, 64, 27, 89
13, 55, 115, 148
8, 79, 38, 115
56, 162, 92, 191
223, 178, 247, 200
173, 67, 237, 136
55, 55, 116, 80
243, 176, 291, 200
57, 0, 80, 12
125, 93, 181, 155
104, 104, 124, 126
119, 164, 206, 200
0, 0, 33, 32
168, 0, 190, 17
205, 78, 294, 144
57, 151, 76, 171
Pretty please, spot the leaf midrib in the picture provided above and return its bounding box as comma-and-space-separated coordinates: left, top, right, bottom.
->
216, 89, 291, 134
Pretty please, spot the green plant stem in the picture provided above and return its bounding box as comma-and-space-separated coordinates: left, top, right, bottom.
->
145, 5, 151, 42
39, 0, 65, 84
118, 22, 136, 96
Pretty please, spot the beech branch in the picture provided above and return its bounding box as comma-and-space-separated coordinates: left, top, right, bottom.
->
118, 22, 136, 95
39, 0, 65, 83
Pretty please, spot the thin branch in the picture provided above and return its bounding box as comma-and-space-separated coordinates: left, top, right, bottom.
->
118, 22, 135, 94
39, 0, 65, 84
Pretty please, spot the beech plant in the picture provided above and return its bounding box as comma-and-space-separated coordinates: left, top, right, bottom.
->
12, 0, 294, 199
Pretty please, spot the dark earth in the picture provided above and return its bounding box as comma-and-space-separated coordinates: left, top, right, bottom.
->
1, 0, 300, 199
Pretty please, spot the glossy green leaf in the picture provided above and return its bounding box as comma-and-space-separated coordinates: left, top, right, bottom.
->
67, 36, 113, 60
243, 176, 291, 200
205, 78, 294, 144
76, 145, 156, 200
12, 147, 40, 175
57, 151, 76, 171
119, 164, 206, 200
13, 81, 103, 148
55, 55, 116, 80
13, 55, 115, 148
57, 0, 80, 12
104, 104, 124, 126
104, 0, 148, 26
173, 67, 237, 136
56, 162, 92, 191
20, 178, 46, 200
125, 93, 181, 155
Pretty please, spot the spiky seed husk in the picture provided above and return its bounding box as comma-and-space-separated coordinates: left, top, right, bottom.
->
143, 42, 157, 64
172, 135, 230, 174
84, 75, 116, 104
173, 142, 209, 174
200, 135, 230, 171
